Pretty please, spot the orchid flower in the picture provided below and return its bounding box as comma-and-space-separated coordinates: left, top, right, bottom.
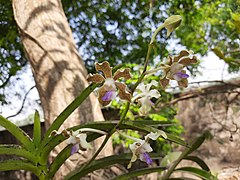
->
119, 130, 167, 169
87, 61, 131, 106
50, 128, 107, 155
159, 50, 197, 89
133, 80, 161, 115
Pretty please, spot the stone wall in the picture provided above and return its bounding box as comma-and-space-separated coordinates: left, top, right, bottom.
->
175, 82, 240, 179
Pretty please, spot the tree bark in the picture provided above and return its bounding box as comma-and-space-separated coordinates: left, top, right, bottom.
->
12, 0, 112, 179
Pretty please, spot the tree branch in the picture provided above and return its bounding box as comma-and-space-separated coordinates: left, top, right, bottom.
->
7, 86, 36, 119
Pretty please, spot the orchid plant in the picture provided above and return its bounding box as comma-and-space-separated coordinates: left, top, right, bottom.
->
0, 15, 217, 180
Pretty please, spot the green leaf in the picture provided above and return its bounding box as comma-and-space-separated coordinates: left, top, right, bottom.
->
0, 159, 40, 176
175, 167, 216, 180
113, 166, 166, 180
0, 115, 35, 151
160, 152, 181, 167
47, 145, 72, 179
164, 133, 190, 148
0, 145, 37, 164
184, 156, 210, 171
65, 154, 132, 179
38, 135, 65, 164
33, 110, 41, 147
65, 153, 164, 179
187, 131, 211, 155
41, 83, 98, 148
212, 48, 225, 59
167, 178, 197, 180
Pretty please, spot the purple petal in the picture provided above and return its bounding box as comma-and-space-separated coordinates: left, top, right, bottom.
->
71, 144, 79, 155
141, 152, 153, 165
102, 90, 115, 101
175, 72, 189, 79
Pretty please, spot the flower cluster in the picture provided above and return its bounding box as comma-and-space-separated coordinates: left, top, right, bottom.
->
50, 49, 196, 167
86, 53, 196, 166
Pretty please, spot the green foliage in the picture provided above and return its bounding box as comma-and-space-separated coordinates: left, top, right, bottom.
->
0, 0, 27, 105
169, 0, 240, 72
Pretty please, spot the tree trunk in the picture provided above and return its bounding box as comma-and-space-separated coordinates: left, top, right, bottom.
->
12, 0, 112, 179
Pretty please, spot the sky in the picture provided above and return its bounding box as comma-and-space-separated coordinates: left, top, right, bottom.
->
1, 51, 239, 125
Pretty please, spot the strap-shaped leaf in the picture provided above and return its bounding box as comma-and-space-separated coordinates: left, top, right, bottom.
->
175, 167, 216, 180
184, 156, 210, 171
0, 115, 35, 151
0, 145, 36, 164
41, 83, 98, 147
47, 145, 72, 179
167, 178, 197, 180
113, 166, 166, 180
0, 159, 40, 176
186, 131, 212, 154
38, 135, 65, 164
33, 110, 41, 147
65, 154, 131, 179
65, 153, 162, 179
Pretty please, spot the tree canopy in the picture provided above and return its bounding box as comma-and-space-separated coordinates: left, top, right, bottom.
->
0, 0, 239, 105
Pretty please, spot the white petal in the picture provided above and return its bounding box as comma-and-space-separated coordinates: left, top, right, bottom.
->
78, 133, 92, 149
145, 130, 167, 140
148, 89, 161, 99
136, 82, 146, 93
141, 142, 153, 153
131, 93, 144, 102
173, 73, 182, 81
104, 78, 116, 89
150, 80, 158, 87
139, 97, 152, 115
66, 135, 79, 145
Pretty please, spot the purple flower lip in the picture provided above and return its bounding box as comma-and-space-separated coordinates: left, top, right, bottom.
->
142, 152, 153, 165
102, 90, 115, 101
71, 144, 79, 155
175, 72, 189, 79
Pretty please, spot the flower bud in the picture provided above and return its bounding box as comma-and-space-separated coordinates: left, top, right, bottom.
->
164, 15, 182, 37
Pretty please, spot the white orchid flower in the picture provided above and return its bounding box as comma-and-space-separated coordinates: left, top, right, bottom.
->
50, 128, 107, 155
119, 130, 167, 169
133, 80, 161, 115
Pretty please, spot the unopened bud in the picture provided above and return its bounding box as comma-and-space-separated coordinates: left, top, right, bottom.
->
164, 15, 182, 37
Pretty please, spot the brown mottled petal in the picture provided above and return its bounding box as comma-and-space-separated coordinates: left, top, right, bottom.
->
98, 85, 112, 106
87, 74, 105, 84
95, 61, 112, 78
173, 50, 190, 62
178, 78, 188, 88
168, 56, 173, 65
115, 82, 131, 102
179, 55, 197, 66
159, 78, 169, 89
113, 68, 131, 81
